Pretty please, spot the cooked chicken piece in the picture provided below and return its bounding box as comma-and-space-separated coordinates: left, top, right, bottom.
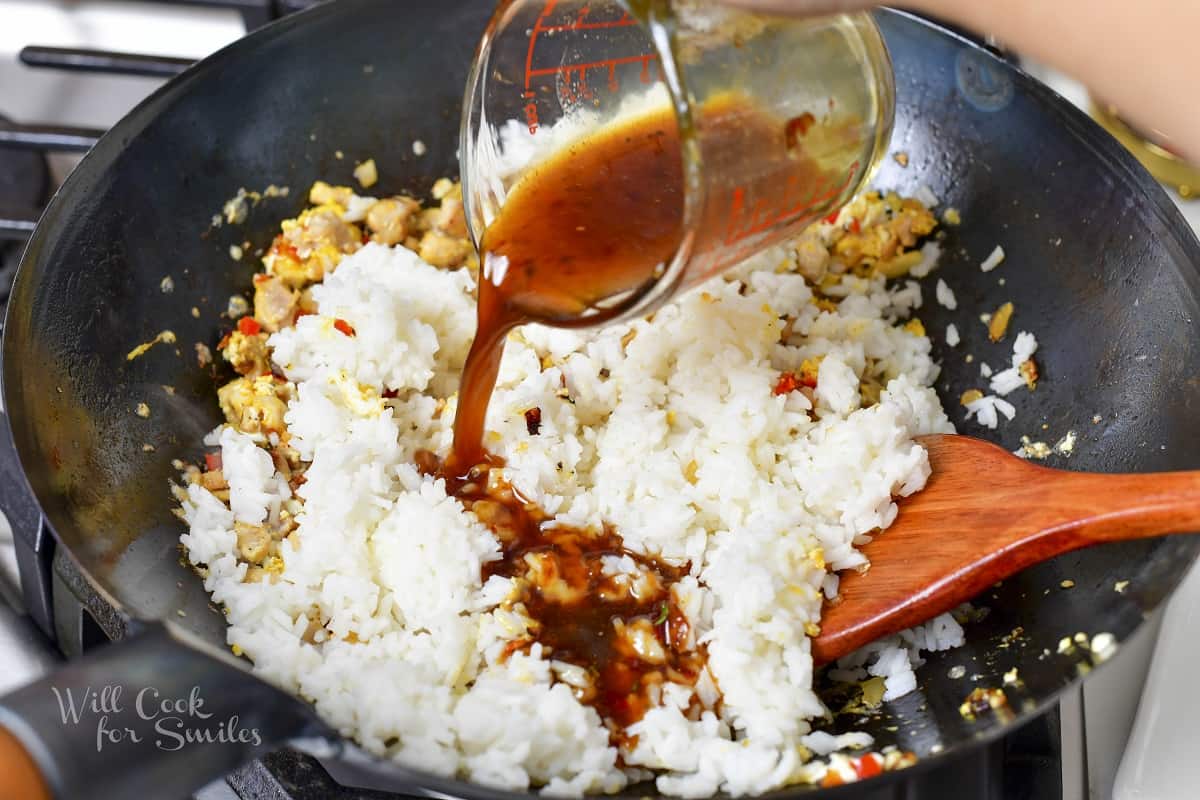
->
221, 331, 271, 377
299, 207, 361, 252
267, 205, 363, 288
252, 274, 298, 332
425, 205, 450, 233
244, 566, 270, 584
618, 617, 668, 664
297, 287, 318, 316
199, 469, 228, 492
793, 230, 830, 281
418, 230, 472, 268
365, 197, 421, 246
217, 375, 289, 434
308, 181, 354, 208
432, 195, 468, 238
235, 522, 272, 564
273, 512, 298, 539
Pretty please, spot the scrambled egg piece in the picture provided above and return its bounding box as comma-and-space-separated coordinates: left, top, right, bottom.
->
221, 330, 271, 377
266, 203, 363, 288
217, 375, 291, 434
798, 192, 937, 282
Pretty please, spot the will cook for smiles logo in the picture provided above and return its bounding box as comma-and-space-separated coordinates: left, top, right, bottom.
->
52, 685, 262, 752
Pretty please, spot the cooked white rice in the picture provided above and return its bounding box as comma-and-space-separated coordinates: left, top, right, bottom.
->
988, 331, 1039, 397
180, 231, 961, 794
980, 245, 1005, 272
935, 279, 957, 310
964, 394, 1016, 429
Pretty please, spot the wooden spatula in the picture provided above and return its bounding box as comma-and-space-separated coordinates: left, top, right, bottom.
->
810, 433, 1200, 665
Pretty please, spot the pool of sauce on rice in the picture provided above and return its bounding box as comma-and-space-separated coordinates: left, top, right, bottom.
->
416, 450, 706, 734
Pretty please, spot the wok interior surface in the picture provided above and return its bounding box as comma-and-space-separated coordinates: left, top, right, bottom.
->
4, 1, 1200, 796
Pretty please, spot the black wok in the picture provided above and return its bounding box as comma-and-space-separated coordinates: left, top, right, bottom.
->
2, 1, 1199, 798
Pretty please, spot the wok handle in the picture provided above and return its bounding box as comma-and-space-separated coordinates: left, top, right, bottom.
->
0, 622, 330, 800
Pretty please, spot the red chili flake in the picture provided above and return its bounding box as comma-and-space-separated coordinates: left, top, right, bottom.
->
853, 753, 883, 780
237, 317, 262, 336
773, 372, 802, 396
204, 452, 223, 472
333, 318, 356, 337
216, 333, 232, 351
524, 407, 542, 435
784, 111, 816, 151
252, 273, 271, 286
848, 218, 862, 234
824, 210, 841, 224
271, 235, 300, 262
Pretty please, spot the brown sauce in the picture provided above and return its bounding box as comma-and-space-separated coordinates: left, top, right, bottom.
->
439, 93, 845, 730
449, 103, 684, 472
450, 93, 846, 470
417, 452, 704, 733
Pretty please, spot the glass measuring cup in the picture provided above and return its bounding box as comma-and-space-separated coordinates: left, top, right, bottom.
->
460, 0, 895, 327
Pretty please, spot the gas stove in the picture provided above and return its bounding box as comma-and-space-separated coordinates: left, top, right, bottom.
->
0, 3, 1194, 799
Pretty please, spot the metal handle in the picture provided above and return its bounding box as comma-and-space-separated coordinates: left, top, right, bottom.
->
0, 409, 54, 637
19, 47, 194, 79
0, 207, 38, 241
0, 123, 103, 153
0, 623, 327, 800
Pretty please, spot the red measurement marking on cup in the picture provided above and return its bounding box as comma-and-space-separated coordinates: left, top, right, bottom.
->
527, 55, 655, 80
522, 0, 655, 133
539, 11, 637, 33
723, 160, 861, 245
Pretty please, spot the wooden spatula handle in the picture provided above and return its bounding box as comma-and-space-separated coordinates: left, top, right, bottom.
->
0, 726, 52, 800
1043, 468, 1200, 544
812, 435, 1200, 664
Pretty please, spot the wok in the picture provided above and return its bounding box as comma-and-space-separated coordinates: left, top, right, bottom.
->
2, 1, 1199, 797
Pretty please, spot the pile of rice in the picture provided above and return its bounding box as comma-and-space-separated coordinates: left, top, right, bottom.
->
178, 215, 972, 794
